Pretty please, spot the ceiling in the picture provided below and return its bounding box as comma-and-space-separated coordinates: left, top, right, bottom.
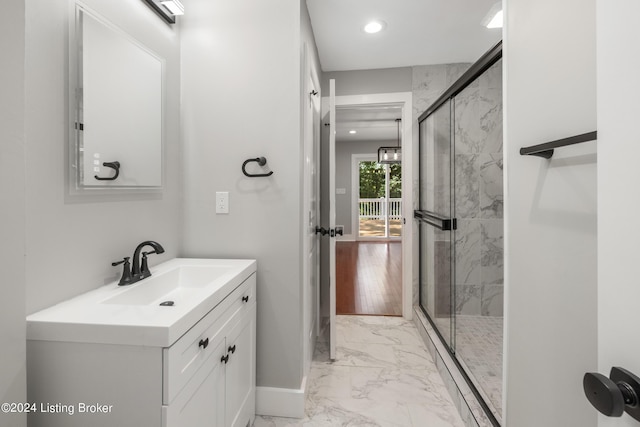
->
336, 106, 402, 143
309, 0, 502, 143
306, 0, 502, 72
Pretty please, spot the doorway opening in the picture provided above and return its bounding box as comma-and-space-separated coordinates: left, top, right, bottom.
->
319, 87, 413, 359
333, 104, 405, 317
356, 159, 402, 239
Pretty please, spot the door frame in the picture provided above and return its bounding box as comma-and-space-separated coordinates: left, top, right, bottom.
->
335, 92, 414, 319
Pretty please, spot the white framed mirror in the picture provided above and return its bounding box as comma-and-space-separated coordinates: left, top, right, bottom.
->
70, 3, 164, 191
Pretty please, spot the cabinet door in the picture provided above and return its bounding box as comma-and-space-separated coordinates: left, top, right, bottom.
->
163, 336, 226, 427
225, 304, 256, 427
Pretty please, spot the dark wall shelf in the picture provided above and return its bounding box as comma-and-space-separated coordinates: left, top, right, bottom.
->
520, 131, 597, 159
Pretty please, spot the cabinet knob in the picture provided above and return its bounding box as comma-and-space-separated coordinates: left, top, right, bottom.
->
221, 354, 229, 364
228, 344, 236, 354
242, 295, 249, 303
198, 338, 209, 349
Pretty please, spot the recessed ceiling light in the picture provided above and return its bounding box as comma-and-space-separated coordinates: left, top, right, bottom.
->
349, 130, 357, 134
482, 3, 503, 29
160, 0, 184, 16
364, 21, 386, 34
486, 10, 503, 28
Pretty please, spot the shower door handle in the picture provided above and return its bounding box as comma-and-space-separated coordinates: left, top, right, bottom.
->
414, 210, 457, 231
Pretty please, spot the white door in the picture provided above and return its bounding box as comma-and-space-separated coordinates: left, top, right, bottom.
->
596, 2, 640, 426
328, 79, 337, 360
302, 47, 321, 373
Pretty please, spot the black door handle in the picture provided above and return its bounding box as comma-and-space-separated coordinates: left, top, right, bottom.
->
316, 226, 342, 237
242, 295, 249, 303
198, 338, 209, 349
221, 354, 229, 364
228, 345, 236, 354
584, 367, 640, 421
315, 226, 328, 236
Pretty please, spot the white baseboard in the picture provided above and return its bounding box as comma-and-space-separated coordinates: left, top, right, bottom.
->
255, 376, 307, 418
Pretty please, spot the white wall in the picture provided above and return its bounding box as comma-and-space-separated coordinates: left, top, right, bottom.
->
0, 1, 26, 426
504, 0, 597, 425
597, 1, 640, 426
181, 0, 314, 391
24, 0, 183, 314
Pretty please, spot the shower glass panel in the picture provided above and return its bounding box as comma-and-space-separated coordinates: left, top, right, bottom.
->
416, 49, 503, 425
453, 58, 503, 419
418, 100, 454, 348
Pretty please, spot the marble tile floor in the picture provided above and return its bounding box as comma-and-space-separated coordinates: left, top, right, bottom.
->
455, 315, 503, 420
254, 315, 465, 427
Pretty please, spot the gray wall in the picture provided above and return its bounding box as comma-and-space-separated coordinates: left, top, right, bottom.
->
0, 1, 26, 426
24, 0, 183, 315
181, 0, 319, 391
335, 140, 391, 237
323, 67, 412, 96
504, 0, 597, 425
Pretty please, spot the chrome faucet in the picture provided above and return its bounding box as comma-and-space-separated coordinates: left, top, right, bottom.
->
112, 241, 165, 286
132, 241, 165, 280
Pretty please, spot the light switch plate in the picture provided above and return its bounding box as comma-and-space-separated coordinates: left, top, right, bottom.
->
216, 192, 229, 214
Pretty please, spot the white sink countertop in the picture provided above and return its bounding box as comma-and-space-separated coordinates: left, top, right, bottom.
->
27, 258, 256, 347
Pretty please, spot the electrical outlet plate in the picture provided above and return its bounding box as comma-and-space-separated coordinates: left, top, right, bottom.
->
215, 192, 229, 214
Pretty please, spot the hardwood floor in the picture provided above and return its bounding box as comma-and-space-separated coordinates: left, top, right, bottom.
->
336, 241, 402, 316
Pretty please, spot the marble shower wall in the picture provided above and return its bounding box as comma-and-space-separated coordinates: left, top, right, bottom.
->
453, 60, 503, 317
412, 63, 471, 309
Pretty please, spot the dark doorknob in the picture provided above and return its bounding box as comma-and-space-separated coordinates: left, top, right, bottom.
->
584, 367, 640, 422
315, 226, 328, 236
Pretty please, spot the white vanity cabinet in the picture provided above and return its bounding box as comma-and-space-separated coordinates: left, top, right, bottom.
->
163, 278, 256, 427
27, 260, 256, 427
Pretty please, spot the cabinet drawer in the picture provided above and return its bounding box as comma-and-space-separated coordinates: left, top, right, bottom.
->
163, 273, 256, 404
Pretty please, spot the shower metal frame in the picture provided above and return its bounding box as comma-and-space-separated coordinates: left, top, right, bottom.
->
416, 40, 503, 427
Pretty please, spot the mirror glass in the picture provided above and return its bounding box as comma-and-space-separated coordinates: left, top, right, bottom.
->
72, 6, 163, 189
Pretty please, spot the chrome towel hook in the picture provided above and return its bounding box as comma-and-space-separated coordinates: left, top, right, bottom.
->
242, 157, 273, 178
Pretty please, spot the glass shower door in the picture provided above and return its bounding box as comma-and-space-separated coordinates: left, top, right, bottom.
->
417, 100, 455, 348
452, 58, 504, 421
415, 46, 503, 426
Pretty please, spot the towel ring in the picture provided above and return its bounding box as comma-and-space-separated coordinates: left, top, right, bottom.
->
242, 157, 273, 178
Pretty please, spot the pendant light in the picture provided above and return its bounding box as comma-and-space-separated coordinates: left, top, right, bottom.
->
378, 118, 402, 164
